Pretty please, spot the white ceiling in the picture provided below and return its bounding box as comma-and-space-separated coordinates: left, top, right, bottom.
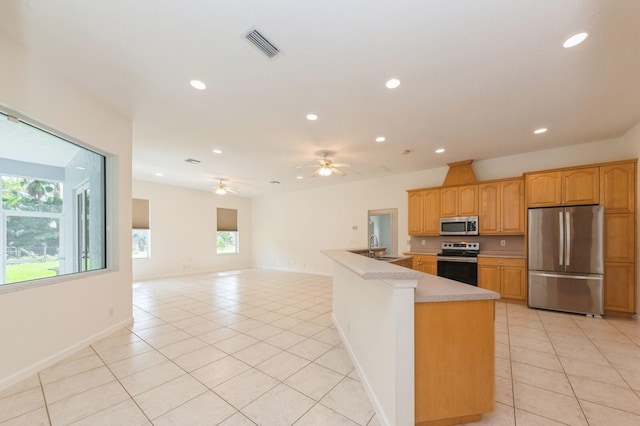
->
2, 0, 640, 196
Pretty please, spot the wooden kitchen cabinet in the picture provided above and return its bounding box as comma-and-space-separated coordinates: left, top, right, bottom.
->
526, 171, 561, 207
415, 299, 495, 425
408, 189, 440, 236
601, 160, 636, 316
408, 190, 424, 235
478, 257, 526, 301
413, 255, 437, 275
562, 167, 600, 205
604, 262, 636, 314
604, 213, 635, 263
601, 162, 636, 212
479, 178, 525, 234
527, 167, 600, 207
440, 185, 478, 217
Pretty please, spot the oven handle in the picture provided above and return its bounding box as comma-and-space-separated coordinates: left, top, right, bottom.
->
437, 256, 478, 263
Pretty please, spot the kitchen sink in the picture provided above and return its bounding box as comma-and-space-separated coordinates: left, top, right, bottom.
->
376, 256, 403, 261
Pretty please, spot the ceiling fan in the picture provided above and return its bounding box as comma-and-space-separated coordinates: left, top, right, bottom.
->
214, 179, 237, 195
297, 151, 351, 177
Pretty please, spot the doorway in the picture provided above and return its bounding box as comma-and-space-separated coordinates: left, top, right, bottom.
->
368, 208, 398, 256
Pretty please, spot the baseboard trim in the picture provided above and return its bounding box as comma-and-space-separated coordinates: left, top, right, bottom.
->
0, 317, 133, 393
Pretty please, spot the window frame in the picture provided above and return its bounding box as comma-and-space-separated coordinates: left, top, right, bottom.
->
0, 107, 113, 294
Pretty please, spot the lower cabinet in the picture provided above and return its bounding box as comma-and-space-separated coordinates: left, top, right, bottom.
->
478, 257, 526, 301
390, 257, 413, 269
604, 262, 636, 314
412, 255, 437, 275
415, 299, 495, 424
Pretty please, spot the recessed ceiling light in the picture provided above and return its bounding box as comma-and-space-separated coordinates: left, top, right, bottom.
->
435, 148, 445, 154
563, 32, 588, 48
306, 113, 318, 121
155, 172, 164, 177
212, 149, 223, 154
75, 166, 86, 170
296, 176, 304, 180
375, 136, 386, 143
534, 128, 548, 134
386, 78, 401, 89
190, 80, 207, 90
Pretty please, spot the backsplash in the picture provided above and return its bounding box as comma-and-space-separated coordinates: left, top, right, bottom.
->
409, 235, 525, 254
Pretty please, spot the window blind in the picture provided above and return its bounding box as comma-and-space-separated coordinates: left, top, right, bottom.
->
217, 208, 238, 232
132, 198, 150, 229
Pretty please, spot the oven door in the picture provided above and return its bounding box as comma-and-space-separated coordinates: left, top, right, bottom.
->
437, 256, 478, 286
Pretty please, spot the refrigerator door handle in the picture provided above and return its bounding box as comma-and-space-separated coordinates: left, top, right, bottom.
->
559, 211, 564, 266
530, 271, 603, 280
565, 210, 571, 266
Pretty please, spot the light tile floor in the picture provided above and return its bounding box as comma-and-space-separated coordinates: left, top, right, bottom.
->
1, 269, 639, 425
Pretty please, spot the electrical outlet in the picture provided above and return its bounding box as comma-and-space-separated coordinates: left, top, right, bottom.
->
421, 240, 426, 246
500, 240, 506, 246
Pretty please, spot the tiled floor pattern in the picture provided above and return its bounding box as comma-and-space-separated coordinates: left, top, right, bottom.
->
0, 269, 639, 425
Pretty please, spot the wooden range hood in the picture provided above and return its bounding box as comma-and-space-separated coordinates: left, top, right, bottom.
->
442, 159, 478, 186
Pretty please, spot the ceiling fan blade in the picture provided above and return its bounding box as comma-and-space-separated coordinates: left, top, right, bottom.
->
331, 163, 351, 168
226, 188, 238, 194
312, 168, 321, 177
331, 167, 346, 176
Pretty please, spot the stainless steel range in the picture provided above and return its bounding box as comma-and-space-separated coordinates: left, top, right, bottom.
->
437, 242, 480, 286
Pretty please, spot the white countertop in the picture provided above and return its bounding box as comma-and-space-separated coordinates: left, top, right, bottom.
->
415, 274, 500, 303
322, 250, 424, 280
323, 250, 500, 303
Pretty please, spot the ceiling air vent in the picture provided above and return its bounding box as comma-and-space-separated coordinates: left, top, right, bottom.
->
244, 28, 280, 59
185, 158, 201, 164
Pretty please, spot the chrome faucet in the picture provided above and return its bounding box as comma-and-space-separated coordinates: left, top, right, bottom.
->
368, 234, 379, 258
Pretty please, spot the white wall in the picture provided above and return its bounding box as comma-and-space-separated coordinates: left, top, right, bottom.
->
0, 35, 133, 390
132, 180, 252, 281
253, 134, 640, 279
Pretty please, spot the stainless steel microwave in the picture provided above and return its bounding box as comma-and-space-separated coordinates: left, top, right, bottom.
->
439, 216, 479, 236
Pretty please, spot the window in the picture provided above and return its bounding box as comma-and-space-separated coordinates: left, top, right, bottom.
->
132, 198, 150, 259
217, 208, 238, 254
0, 110, 107, 287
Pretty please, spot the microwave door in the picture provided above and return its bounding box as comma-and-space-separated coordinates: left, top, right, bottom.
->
440, 220, 467, 235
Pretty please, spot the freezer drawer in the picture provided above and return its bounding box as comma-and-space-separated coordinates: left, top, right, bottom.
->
528, 272, 603, 315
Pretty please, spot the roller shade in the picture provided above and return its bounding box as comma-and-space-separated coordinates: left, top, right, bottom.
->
132, 198, 150, 229
217, 208, 238, 232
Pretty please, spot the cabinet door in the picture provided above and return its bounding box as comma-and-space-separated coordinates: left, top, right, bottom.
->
458, 185, 479, 216
423, 189, 441, 235
479, 182, 500, 234
604, 262, 635, 313
408, 191, 424, 235
526, 172, 562, 207
501, 179, 525, 234
600, 162, 636, 213
604, 213, 635, 263
413, 255, 437, 275
562, 167, 599, 205
478, 263, 501, 294
501, 264, 526, 301
440, 187, 458, 217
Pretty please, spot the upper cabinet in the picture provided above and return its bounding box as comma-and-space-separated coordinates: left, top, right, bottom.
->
440, 185, 478, 217
479, 178, 525, 234
600, 162, 636, 213
408, 188, 440, 236
526, 167, 599, 207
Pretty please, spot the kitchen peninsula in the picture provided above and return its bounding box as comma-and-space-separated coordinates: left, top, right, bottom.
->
323, 249, 499, 426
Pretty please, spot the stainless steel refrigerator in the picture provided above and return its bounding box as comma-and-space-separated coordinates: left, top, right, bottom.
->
528, 205, 604, 315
